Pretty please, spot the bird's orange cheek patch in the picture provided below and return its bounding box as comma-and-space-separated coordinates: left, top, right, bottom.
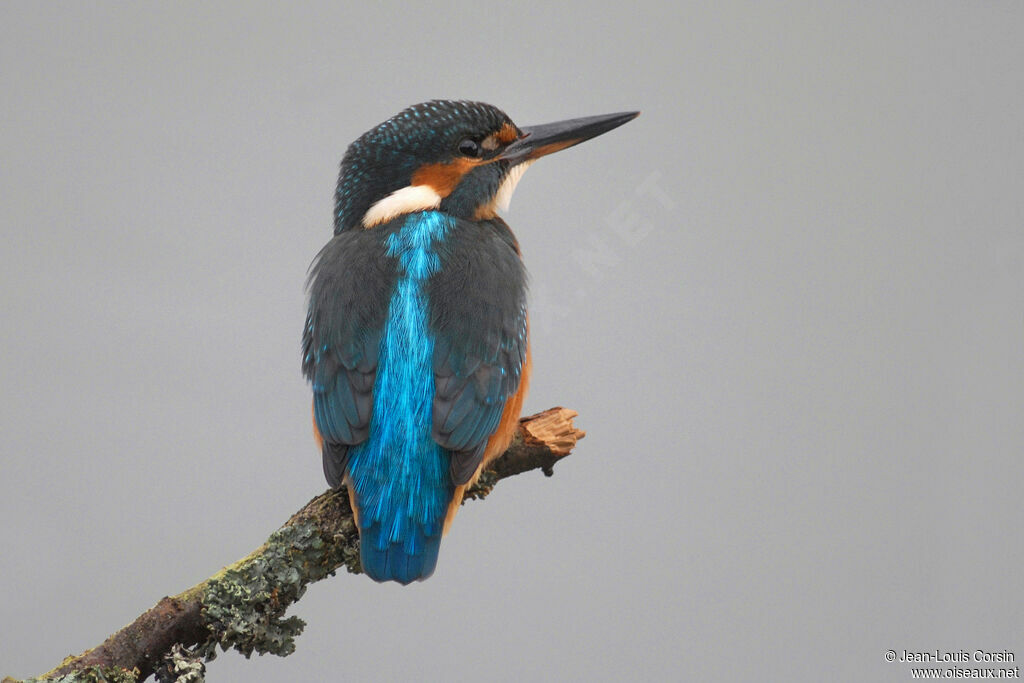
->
411, 158, 480, 197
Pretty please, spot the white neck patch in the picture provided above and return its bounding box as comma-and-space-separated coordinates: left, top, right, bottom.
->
492, 160, 534, 212
361, 184, 442, 228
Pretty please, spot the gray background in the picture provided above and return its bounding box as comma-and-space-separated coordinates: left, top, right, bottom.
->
2, 3, 1022, 681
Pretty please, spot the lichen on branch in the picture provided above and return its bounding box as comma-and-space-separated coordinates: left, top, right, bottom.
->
7, 408, 584, 683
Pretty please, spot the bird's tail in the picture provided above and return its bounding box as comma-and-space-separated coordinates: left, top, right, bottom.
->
359, 518, 443, 585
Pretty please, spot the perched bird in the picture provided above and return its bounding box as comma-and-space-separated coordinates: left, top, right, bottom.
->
303, 100, 637, 584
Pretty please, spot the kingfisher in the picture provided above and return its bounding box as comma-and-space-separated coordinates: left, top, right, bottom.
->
302, 100, 637, 584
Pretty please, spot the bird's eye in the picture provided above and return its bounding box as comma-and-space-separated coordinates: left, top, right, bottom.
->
458, 138, 481, 157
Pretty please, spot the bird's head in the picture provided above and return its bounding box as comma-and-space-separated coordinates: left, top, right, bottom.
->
333, 100, 639, 232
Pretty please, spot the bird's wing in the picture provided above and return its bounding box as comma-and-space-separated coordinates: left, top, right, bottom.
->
303, 230, 397, 486
429, 218, 529, 484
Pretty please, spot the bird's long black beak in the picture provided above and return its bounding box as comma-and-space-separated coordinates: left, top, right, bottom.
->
500, 110, 640, 164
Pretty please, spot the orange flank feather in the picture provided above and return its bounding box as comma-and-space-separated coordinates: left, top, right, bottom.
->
443, 338, 532, 534
345, 474, 360, 528
311, 400, 323, 451
472, 202, 500, 222
480, 342, 532, 474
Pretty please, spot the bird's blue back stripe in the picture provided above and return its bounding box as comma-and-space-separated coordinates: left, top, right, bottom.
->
346, 212, 454, 580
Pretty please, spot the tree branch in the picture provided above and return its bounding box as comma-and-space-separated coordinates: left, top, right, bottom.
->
7, 408, 584, 683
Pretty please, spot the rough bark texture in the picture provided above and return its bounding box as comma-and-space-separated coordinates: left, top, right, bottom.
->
8, 407, 584, 683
